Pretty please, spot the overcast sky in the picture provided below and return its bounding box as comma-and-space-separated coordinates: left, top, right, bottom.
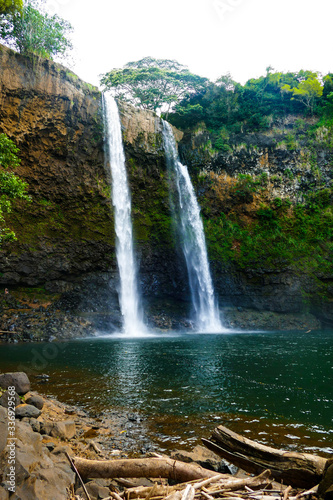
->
44, 0, 333, 87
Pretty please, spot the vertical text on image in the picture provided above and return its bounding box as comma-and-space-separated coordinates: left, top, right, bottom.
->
6, 386, 16, 494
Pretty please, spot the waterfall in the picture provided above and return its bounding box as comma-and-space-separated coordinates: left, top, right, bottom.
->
103, 93, 146, 335
162, 121, 224, 333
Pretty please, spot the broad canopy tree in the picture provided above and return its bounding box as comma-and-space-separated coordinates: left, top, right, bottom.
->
281, 71, 323, 115
100, 56, 208, 117
0, 0, 72, 60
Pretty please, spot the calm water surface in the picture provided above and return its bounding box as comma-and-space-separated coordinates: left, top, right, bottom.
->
0, 330, 332, 454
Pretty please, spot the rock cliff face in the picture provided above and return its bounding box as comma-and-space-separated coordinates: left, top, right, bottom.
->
0, 45, 189, 332
0, 45, 331, 332
0, 46, 117, 323
178, 124, 333, 326
117, 101, 190, 325
179, 124, 333, 202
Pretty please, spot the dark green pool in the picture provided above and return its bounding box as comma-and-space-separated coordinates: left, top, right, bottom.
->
0, 329, 332, 454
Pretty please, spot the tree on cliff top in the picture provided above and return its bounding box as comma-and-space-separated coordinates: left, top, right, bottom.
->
0, 0, 72, 60
0, 134, 31, 246
100, 56, 208, 117
281, 71, 323, 115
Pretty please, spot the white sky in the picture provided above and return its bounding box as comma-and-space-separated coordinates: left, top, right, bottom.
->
44, 0, 333, 88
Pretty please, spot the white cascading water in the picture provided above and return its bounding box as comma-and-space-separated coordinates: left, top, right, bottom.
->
103, 93, 146, 335
162, 121, 225, 333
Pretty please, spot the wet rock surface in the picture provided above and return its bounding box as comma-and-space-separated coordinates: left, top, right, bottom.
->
15, 403, 41, 419
0, 291, 96, 342
0, 286, 323, 344
222, 307, 321, 331
0, 372, 30, 395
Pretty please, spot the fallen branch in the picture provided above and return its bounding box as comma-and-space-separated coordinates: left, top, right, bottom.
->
73, 457, 230, 482
210, 470, 272, 493
203, 425, 327, 488
201, 489, 215, 500
193, 475, 224, 490
181, 485, 195, 500
165, 493, 182, 500
110, 492, 124, 500
294, 484, 318, 499
126, 485, 172, 499
111, 468, 271, 500
283, 485, 292, 500
65, 452, 91, 500
85, 440, 105, 456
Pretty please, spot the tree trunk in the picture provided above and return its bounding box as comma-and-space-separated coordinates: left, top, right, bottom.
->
202, 425, 327, 488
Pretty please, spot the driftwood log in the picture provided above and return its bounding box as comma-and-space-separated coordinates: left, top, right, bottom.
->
73, 457, 230, 482
73, 457, 273, 493
202, 424, 327, 488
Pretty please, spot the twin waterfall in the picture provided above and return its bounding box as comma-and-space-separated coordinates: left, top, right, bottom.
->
103, 94, 146, 335
162, 121, 223, 333
103, 94, 223, 334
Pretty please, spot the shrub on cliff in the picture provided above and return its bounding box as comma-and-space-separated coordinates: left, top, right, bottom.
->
0, 133, 31, 245
0, 0, 72, 60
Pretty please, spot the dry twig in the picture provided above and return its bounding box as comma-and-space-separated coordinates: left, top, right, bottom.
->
65, 452, 91, 500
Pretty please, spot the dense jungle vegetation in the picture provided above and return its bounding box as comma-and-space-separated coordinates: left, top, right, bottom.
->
168, 68, 333, 137
166, 68, 333, 299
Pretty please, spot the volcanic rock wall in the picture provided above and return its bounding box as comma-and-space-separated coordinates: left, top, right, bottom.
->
0, 45, 331, 330
0, 45, 188, 330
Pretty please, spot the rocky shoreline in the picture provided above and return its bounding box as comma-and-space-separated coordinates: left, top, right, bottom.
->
1, 372, 333, 500
0, 372, 234, 499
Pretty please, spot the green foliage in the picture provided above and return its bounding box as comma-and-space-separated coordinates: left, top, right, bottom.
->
232, 174, 263, 202
258, 172, 268, 186
169, 69, 330, 137
100, 56, 208, 116
284, 132, 298, 150
170, 70, 308, 132
273, 197, 283, 209
0, 133, 31, 245
0, 0, 72, 60
272, 197, 291, 211
0, 132, 20, 168
284, 168, 294, 180
271, 175, 283, 186
212, 126, 232, 152
0, 0, 22, 15
256, 206, 278, 226
282, 73, 323, 115
306, 188, 332, 212
205, 193, 333, 274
